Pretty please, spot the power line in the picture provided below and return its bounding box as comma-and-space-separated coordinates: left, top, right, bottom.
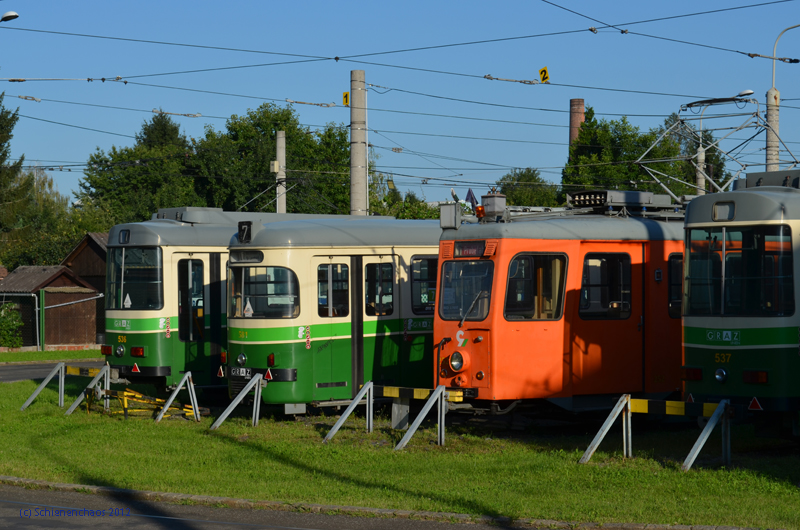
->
19, 114, 135, 138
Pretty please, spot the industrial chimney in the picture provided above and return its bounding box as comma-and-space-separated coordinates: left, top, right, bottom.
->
569, 99, 585, 144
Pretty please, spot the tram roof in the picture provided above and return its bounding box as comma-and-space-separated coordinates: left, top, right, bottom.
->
440, 214, 684, 242
108, 210, 359, 248
234, 218, 442, 249
686, 187, 800, 224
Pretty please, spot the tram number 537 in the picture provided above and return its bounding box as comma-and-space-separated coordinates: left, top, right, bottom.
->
714, 353, 731, 363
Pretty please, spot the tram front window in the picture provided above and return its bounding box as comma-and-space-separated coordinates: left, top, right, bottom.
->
229, 266, 300, 319
685, 225, 794, 316
439, 260, 494, 322
107, 247, 163, 310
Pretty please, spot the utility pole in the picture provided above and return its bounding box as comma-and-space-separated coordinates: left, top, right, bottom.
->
350, 70, 368, 216
766, 24, 800, 172
276, 131, 286, 213
695, 145, 706, 195
766, 86, 780, 172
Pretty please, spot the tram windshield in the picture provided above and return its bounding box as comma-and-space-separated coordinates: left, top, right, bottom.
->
229, 266, 300, 319
107, 247, 163, 310
685, 225, 794, 316
439, 260, 494, 322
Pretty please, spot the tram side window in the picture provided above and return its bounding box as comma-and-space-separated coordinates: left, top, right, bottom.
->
229, 266, 300, 319
365, 263, 393, 316
668, 253, 683, 319
178, 260, 204, 342
579, 253, 631, 320
411, 257, 438, 314
318, 264, 349, 317
504, 254, 567, 320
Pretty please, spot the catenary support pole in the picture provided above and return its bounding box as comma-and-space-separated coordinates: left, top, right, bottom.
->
276, 131, 286, 213
766, 24, 800, 172
350, 70, 368, 216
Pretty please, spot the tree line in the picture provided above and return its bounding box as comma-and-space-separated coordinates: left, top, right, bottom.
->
0, 94, 727, 270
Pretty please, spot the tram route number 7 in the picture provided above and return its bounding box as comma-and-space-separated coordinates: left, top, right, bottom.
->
714, 353, 731, 363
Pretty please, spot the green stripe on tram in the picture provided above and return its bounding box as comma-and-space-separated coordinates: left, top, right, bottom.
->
231, 318, 434, 343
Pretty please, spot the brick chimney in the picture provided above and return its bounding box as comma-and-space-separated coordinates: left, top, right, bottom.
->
569, 99, 585, 144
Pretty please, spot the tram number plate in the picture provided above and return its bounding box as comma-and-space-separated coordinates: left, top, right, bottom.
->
231, 367, 251, 379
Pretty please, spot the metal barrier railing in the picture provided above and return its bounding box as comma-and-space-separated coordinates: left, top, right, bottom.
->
156, 371, 200, 423
579, 395, 732, 471
210, 373, 264, 430
21, 362, 110, 413
65, 364, 110, 415
323, 382, 374, 443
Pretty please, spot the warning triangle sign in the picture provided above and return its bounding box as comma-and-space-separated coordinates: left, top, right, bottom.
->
217, 366, 225, 378
686, 393, 694, 403
131, 363, 140, 374
748, 397, 763, 411
264, 368, 273, 381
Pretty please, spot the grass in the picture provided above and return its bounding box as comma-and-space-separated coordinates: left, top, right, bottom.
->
2, 377, 799, 529
0, 349, 102, 364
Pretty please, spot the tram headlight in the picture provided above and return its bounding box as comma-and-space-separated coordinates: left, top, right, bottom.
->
449, 352, 464, 371
715, 368, 728, 383
237, 353, 247, 366
115, 345, 124, 358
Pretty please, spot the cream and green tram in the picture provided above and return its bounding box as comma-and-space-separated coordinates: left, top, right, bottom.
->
225, 218, 441, 412
103, 207, 343, 391
683, 171, 800, 435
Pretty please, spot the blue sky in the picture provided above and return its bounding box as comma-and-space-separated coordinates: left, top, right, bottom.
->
2, 1, 799, 206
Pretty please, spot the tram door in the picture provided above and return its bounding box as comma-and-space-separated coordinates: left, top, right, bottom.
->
178, 256, 207, 383
362, 255, 398, 387
571, 243, 644, 396
311, 257, 352, 400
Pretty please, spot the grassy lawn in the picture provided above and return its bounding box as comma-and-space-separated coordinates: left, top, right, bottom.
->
2, 377, 799, 529
0, 349, 102, 364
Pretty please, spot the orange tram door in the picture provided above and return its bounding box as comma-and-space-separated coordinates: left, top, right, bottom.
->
434, 190, 685, 412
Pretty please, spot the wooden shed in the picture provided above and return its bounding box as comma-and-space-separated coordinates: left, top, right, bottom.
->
61, 232, 108, 340
0, 266, 99, 348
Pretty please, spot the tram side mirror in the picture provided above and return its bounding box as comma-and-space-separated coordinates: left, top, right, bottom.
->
238, 221, 252, 243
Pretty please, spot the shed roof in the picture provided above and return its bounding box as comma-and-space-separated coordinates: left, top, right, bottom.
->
61, 232, 109, 267
0, 266, 96, 294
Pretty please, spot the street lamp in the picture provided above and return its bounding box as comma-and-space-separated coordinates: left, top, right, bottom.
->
1, 11, 19, 22
766, 24, 800, 172
682, 90, 755, 195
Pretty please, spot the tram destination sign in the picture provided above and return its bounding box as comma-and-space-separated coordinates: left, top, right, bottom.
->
454, 240, 486, 257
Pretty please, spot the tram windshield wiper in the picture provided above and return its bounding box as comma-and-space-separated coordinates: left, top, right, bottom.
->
460, 290, 486, 328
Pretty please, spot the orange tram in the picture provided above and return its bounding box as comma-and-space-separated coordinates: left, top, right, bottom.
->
434, 190, 687, 413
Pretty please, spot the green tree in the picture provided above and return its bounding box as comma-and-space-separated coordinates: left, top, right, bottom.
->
0, 303, 23, 348
79, 142, 200, 225
0, 92, 29, 254
664, 113, 730, 192
135, 111, 189, 149
78, 113, 200, 225
0, 169, 99, 269
497, 168, 560, 207
562, 107, 688, 197
191, 104, 350, 213
368, 172, 439, 219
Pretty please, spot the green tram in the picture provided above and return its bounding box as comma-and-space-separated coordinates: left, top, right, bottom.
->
683, 170, 800, 436
224, 217, 440, 413
103, 207, 344, 391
